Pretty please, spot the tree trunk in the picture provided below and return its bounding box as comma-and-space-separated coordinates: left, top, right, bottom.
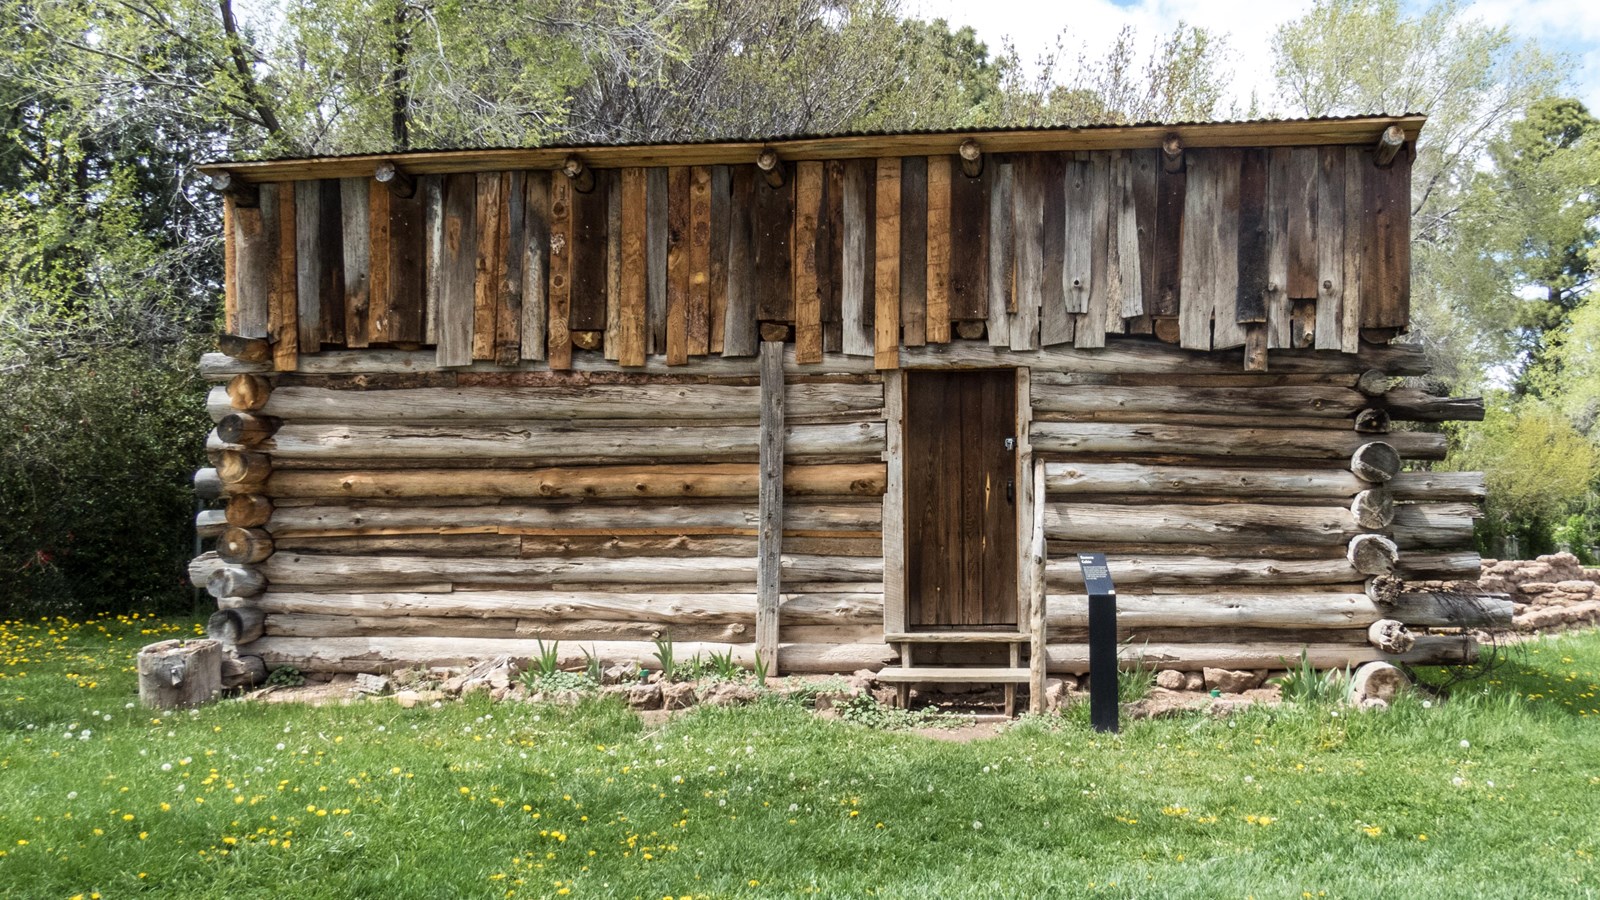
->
137, 639, 223, 709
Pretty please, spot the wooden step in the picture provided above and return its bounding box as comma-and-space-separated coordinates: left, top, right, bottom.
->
874, 667, 1031, 684
885, 632, 1029, 644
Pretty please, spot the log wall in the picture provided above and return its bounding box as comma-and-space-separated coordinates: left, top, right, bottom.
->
194, 337, 1487, 675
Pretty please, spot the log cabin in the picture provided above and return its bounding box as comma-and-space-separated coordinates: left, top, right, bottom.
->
189, 114, 1499, 709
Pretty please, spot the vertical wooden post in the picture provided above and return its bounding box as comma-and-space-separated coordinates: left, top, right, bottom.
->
881, 368, 906, 636
756, 340, 785, 676
1028, 458, 1047, 715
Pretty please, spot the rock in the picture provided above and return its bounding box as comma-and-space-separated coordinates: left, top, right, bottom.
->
811, 689, 859, 711
1520, 581, 1557, 595
700, 682, 760, 707
1203, 667, 1262, 694
490, 687, 509, 702
1183, 672, 1205, 692
1043, 677, 1071, 712
353, 673, 390, 695
599, 685, 632, 703
1358, 697, 1390, 712
394, 690, 420, 709
1155, 669, 1186, 691
871, 687, 900, 707
661, 682, 697, 710
1555, 580, 1596, 594
625, 682, 662, 711
601, 664, 636, 686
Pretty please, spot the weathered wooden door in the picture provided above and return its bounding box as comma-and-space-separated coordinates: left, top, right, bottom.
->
904, 370, 1018, 628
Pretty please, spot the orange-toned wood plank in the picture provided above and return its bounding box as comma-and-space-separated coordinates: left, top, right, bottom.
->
368, 178, 392, 344
495, 171, 523, 366
687, 165, 712, 356
223, 196, 238, 334
793, 160, 824, 364
665, 166, 691, 365
874, 157, 901, 369
471, 172, 503, 361
617, 167, 648, 367
925, 155, 952, 343
547, 175, 573, 370
709, 166, 730, 354
272, 182, 299, 371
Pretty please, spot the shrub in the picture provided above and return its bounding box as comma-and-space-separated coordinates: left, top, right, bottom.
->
0, 344, 210, 617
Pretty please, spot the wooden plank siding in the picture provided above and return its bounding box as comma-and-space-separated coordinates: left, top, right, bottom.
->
221, 137, 1413, 370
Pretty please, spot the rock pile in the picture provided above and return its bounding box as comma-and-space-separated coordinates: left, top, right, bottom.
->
1475, 553, 1600, 632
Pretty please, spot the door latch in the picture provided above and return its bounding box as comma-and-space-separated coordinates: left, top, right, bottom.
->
1003, 436, 1016, 452
1006, 478, 1015, 503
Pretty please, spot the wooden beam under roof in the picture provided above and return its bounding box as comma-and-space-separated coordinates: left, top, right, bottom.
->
201, 116, 1427, 184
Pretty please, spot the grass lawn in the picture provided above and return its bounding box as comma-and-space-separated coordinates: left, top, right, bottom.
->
1, 616, 1598, 899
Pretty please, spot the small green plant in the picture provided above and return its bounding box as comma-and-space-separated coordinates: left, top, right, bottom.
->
652, 635, 676, 681
705, 647, 743, 681
520, 669, 595, 694
265, 665, 304, 688
834, 693, 958, 730
1275, 650, 1348, 705
534, 640, 562, 677
753, 649, 769, 689
1117, 647, 1156, 703
582, 646, 603, 683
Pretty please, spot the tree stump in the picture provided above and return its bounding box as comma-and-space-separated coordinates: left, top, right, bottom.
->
1349, 660, 1407, 705
137, 640, 223, 709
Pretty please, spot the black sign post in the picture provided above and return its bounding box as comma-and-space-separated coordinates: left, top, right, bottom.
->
1078, 552, 1118, 733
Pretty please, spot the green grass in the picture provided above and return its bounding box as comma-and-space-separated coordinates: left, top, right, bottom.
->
2, 616, 1599, 899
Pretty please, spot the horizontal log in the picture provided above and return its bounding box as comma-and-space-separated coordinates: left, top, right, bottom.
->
199, 340, 1429, 381
248, 636, 896, 674
208, 565, 265, 599
218, 526, 274, 565
194, 468, 224, 500
1348, 533, 1399, 575
196, 509, 227, 538
519, 534, 883, 558
1395, 551, 1482, 582
257, 422, 883, 461
264, 463, 887, 501
1046, 555, 1360, 587
1390, 502, 1480, 548
1039, 634, 1474, 673
1389, 470, 1485, 502
226, 493, 274, 528
262, 613, 757, 642
1032, 423, 1447, 460
1351, 441, 1401, 482
266, 499, 879, 535
216, 412, 281, 445
240, 383, 882, 422
276, 534, 525, 556
1368, 618, 1415, 653
1382, 389, 1484, 422
1046, 592, 1379, 628
258, 553, 883, 587
1031, 384, 1368, 419
1044, 462, 1366, 499
217, 450, 271, 485
1350, 489, 1395, 529
246, 590, 881, 625
1385, 591, 1512, 629
207, 606, 265, 647
226, 373, 272, 411
1045, 502, 1356, 546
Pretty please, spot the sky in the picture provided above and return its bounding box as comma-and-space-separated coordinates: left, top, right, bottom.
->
907, 0, 1600, 116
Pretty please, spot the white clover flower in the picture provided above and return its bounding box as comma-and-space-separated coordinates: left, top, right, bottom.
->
66, 792, 77, 800
275, 743, 285, 751
161, 763, 172, 772
972, 821, 983, 830
1459, 740, 1469, 749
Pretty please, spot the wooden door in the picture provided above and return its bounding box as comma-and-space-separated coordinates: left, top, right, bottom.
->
904, 369, 1018, 628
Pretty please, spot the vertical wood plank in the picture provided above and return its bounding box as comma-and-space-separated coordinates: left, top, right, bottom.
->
898, 156, 928, 347
1265, 148, 1292, 348
568, 171, 609, 333
295, 180, 343, 349
756, 341, 785, 675
1236, 148, 1270, 326
881, 368, 905, 635
223, 195, 238, 335
874, 157, 902, 370
821, 160, 845, 353
924, 156, 952, 342
1115, 150, 1145, 320
687, 165, 712, 356
1039, 153, 1073, 347
436, 173, 475, 367
948, 159, 988, 321
1287, 147, 1319, 300
1104, 152, 1125, 326
547, 174, 573, 369
1014, 367, 1034, 626
709, 165, 731, 354
388, 182, 427, 344
665, 166, 690, 366
471, 172, 502, 361
842, 158, 875, 357
987, 160, 1015, 345
1132, 149, 1158, 316
367, 181, 392, 344
1152, 158, 1185, 321
521, 173, 550, 361
422, 177, 442, 347
603, 172, 623, 360
1314, 146, 1346, 352
235, 183, 276, 341
339, 178, 370, 347
754, 165, 794, 325
1362, 148, 1411, 329
1010, 155, 1043, 351
272, 182, 298, 371
1078, 153, 1110, 349
793, 160, 824, 364
1061, 155, 1093, 317
1341, 150, 1365, 352
722, 166, 757, 356
1210, 150, 1245, 350
1178, 151, 1214, 350
496, 171, 523, 366
617, 168, 648, 367
646, 167, 670, 356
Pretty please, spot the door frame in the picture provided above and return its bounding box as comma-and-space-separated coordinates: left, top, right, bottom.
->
882, 366, 1034, 634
